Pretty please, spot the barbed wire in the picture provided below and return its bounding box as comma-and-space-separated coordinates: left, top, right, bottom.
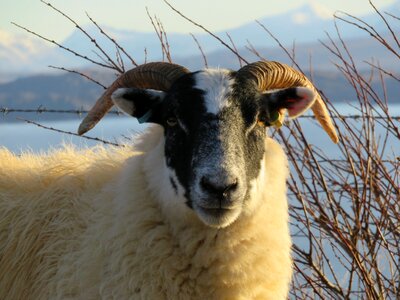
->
12, 117, 400, 164
300, 115, 400, 120
1, 107, 399, 120
2, 106, 399, 160
0, 107, 122, 116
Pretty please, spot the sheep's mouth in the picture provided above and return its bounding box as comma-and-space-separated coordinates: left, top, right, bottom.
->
198, 206, 234, 217
194, 204, 242, 228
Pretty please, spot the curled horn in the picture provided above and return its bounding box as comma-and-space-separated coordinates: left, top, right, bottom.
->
78, 62, 189, 135
237, 61, 339, 143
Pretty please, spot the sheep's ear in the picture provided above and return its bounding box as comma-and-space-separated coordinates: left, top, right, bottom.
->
112, 88, 166, 124
261, 87, 316, 118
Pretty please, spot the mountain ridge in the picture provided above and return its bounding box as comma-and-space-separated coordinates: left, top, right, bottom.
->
2, 1, 399, 75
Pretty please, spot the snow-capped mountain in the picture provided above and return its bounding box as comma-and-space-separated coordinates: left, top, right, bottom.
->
60, 3, 338, 62
0, 29, 75, 74
1, 1, 399, 75
0, 30, 48, 72
0, 30, 46, 59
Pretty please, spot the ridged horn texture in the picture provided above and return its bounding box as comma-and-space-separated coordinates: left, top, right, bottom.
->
237, 61, 339, 143
78, 62, 190, 135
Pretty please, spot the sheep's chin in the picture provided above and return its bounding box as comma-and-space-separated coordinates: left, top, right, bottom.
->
193, 205, 242, 228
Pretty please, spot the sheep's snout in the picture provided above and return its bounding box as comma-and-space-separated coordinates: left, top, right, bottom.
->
200, 176, 240, 209
192, 168, 246, 228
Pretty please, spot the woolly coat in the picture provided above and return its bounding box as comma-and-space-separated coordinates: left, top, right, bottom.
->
0, 126, 292, 300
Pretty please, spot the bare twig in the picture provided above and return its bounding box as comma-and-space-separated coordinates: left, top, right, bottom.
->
226, 32, 243, 67
162, 0, 248, 65
48, 65, 108, 89
86, 12, 138, 67
368, 0, 400, 49
146, 7, 172, 63
334, 11, 400, 60
11, 22, 116, 71
245, 39, 265, 61
255, 20, 303, 71
40, 0, 124, 73
17, 118, 123, 147
363, 62, 400, 82
190, 33, 208, 68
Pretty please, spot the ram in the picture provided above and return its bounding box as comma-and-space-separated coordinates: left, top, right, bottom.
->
0, 61, 338, 299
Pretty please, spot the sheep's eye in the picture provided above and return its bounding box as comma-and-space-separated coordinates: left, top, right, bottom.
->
256, 110, 281, 128
256, 113, 269, 127
257, 120, 267, 127
166, 117, 178, 127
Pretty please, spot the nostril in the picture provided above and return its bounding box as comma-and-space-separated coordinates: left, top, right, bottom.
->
201, 177, 218, 193
223, 179, 238, 195
201, 177, 239, 196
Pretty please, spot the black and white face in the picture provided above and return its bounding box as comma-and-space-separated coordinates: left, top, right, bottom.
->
112, 69, 315, 228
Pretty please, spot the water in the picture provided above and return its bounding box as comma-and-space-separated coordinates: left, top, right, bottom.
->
0, 116, 145, 153
1, 103, 398, 154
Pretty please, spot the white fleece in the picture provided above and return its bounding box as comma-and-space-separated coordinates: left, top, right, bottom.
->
0, 126, 292, 300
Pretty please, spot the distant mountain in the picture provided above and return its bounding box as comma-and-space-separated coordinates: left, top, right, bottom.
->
0, 66, 398, 124
175, 31, 400, 74
0, 30, 74, 74
0, 30, 47, 73
57, 1, 400, 59
61, 3, 338, 60
1, 1, 400, 75
0, 70, 113, 123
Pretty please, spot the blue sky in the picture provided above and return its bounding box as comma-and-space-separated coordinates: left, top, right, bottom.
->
0, 0, 396, 41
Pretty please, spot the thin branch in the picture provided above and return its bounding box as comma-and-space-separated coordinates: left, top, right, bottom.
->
86, 12, 138, 67
190, 33, 208, 68
226, 32, 243, 68
17, 118, 123, 147
245, 39, 265, 61
363, 61, 400, 82
48, 65, 107, 89
368, 0, 400, 49
255, 20, 303, 71
162, 0, 248, 65
146, 7, 172, 62
11, 22, 115, 71
40, 0, 123, 73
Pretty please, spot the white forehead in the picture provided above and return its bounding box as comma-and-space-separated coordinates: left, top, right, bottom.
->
194, 69, 235, 115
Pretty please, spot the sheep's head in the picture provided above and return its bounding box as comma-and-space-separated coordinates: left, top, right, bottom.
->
78, 62, 338, 228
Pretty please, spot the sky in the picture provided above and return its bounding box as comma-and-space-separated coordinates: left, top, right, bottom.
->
0, 0, 396, 41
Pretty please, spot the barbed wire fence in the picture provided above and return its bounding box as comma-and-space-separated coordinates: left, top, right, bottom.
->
1, 107, 399, 164
2, 107, 399, 120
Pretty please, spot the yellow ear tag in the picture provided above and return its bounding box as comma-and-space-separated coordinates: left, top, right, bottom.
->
269, 110, 284, 128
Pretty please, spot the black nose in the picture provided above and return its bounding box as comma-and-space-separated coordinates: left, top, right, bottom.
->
200, 176, 238, 198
